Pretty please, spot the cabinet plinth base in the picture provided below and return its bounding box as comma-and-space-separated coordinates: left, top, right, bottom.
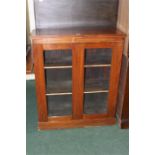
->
38, 117, 116, 130
118, 118, 129, 129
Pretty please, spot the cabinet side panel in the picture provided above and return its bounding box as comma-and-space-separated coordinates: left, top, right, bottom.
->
107, 41, 124, 117
32, 43, 48, 122
116, 54, 129, 128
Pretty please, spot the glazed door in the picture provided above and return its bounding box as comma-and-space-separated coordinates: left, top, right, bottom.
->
44, 46, 73, 117
83, 43, 123, 118
83, 46, 112, 116
33, 44, 74, 121
71, 43, 123, 119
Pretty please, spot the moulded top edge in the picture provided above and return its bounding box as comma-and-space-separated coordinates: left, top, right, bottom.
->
31, 27, 126, 39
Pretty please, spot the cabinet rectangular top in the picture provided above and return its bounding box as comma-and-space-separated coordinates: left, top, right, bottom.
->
31, 27, 125, 44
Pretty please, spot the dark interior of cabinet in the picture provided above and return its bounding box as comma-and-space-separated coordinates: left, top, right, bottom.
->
85, 48, 112, 65
45, 67, 111, 94
44, 50, 72, 67
84, 48, 112, 92
44, 48, 112, 66
44, 48, 112, 116
84, 48, 112, 115
84, 93, 108, 114
47, 93, 108, 116
45, 69, 72, 94
84, 67, 111, 91
47, 95, 72, 116
44, 50, 72, 94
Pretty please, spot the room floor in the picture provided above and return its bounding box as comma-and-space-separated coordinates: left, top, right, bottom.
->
26, 80, 129, 155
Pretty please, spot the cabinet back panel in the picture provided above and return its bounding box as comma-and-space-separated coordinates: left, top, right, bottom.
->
44, 50, 72, 66
45, 69, 72, 94
34, 0, 118, 29
84, 93, 108, 114
85, 67, 111, 91
47, 95, 72, 116
85, 48, 112, 65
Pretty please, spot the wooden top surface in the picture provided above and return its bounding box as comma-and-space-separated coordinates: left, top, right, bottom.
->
32, 27, 125, 37
31, 27, 125, 44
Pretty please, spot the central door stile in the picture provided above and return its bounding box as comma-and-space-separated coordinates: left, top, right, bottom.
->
72, 44, 85, 119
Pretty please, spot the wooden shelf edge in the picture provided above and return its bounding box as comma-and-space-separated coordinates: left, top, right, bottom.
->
85, 64, 111, 68
38, 117, 116, 130
44, 66, 72, 69
46, 92, 72, 96
84, 90, 109, 94
44, 64, 111, 69
46, 90, 109, 96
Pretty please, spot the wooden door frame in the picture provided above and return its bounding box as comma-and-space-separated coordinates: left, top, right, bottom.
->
33, 43, 73, 122
32, 43, 48, 122
79, 42, 124, 118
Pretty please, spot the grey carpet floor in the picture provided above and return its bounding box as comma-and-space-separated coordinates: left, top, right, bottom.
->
26, 80, 129, 155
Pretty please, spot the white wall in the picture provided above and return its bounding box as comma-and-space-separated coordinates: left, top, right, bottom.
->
27, 0, 36, 33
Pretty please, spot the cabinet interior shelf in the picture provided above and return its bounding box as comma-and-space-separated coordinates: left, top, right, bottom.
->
44, 64, 111, 69
84, 64, 111, 68
46, 92, 72, 96
46, 90, 109, 96
46, 81, 109, 95
44, 65, 72, 69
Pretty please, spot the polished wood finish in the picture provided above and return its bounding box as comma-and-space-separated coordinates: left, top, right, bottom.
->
32, 44, 48, 122
116, 0, 129, 128
116, 54, 129, 128
32, 28, 125, 44
32, 28, 125, 130
72, 45, 84, 119
39, 117, 116, 130
32, 28, 122, 36
121, 70, 129, 128
108, 43, 124, 117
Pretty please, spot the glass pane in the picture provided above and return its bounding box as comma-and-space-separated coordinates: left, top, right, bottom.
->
84, 48, 112, 114
44, 50, 72, 66
85, 67, 111, 91
85, 48, 112, 65
44, 49, 72, 117
84, 93, 108, 114
47, 95, 72, 116
45, 69, 72, 94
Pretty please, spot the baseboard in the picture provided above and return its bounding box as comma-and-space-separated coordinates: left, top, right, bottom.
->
38, 117, 116, 130
118, 118, 129, 129
26, 74, 35, 80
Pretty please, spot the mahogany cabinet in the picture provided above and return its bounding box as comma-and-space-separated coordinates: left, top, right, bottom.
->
31, 0, 126, 130
32, 28, 125, 130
